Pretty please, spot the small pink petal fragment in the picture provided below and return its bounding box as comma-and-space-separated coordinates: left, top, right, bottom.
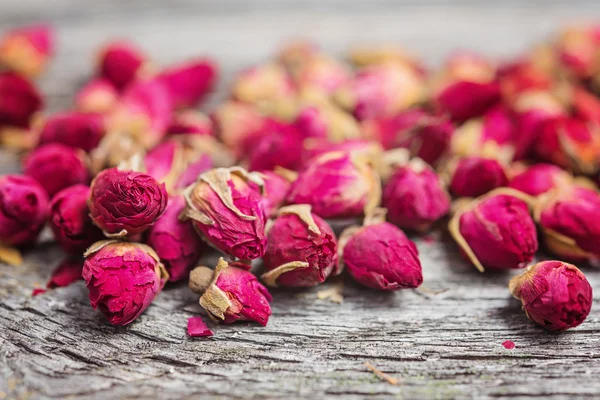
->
47, 258, 84, 288
32, 288, 46, 296
502, 340, 515, 350
187, 317, 213, 337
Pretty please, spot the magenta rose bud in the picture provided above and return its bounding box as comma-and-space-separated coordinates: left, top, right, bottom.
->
435, 80, 501, 122
246, 123, 303, 172
293, 54, 351, 96
287, 151, 381, 219
0, 23, 54, 78
0, 174, 48, 248
301, 138, 382, 168
509, 260, 592, 331
89, 168, 168, 238
449, 188, 538, 272
449, 157, 508, 198
157, 58, 218, 109
167, 110, 214, 137
295, 104, 362, 143
509, 163, 573, 197
342, 211, 422, 290
231, 63, 296, 111
257, 169, 294, 218
262, 205, 337, 287
49, 185, 102, 253
0, 72, 43, 127
97, 41, 148, 90
83, 240, 169, 326
145, 195, 205, 282
37, 111, 105, 152
75, 78, 119, 114
182, 167, 267, 260
383, 158, 450, 232
189, 258, 272, 326
173, 155, 213, 190
211, 101, 267, 157
47, 256, 84, 289
23, 143, 90, 198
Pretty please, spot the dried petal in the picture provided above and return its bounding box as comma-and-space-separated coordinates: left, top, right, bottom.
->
37, 111, 105, 152
0, 24, 54, 78
157, 58, 218, 109
75, 78, 119, 114
47, 256, 84, 288
0, 71, 43, 127
187, 316, 213, 337
449, 157, 508, 198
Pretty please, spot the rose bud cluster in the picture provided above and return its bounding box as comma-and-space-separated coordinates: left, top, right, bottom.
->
83, 240, 169, 326
509, 261, 592, 331
97, 40, 149, 90
37, 111, 105, 152
75, 78, 119, 114
448, 156, 508, 198
157, 58, 218, 109
189, 258, 272, 326
262, 205, 337, 287
0, 24, 54, 78
0, 71, 43, 128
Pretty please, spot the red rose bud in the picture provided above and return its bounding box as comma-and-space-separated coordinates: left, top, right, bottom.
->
534, 186, 600, 262
47, 256, 84, 289
89, 168, 168, 237
572, 86, 600, 125
256, 169, 294, 218
509, 260, 592, 331
341, 209, 422, 290
246, 122, 303, 172
37, 111, 105, 152
449, 188, 538, 272
556, 26, 600, 79
75, 78, 119, 114
449, 157, 508, 198
182, 167, 267, 260
383, 158, 450, 232
334, 63, 424, 120
287, 151, 381, 219
498, 60, 553, 103
0, 24, 54, 78
167, 110, 213, 137
83, 240, 168, 326
49, 185, 102, 253
157, 58, 218, 109
0, 72, 43, 127
211, 101, 265, 157
0, 174, 48, 250
97, 41, 149, 90
23, 143, 90, 198
508, 163, 573, 197
262, 205, 337, 287
145, 195, 205, 282
434, 80, 501, 122
190, 258, 272, 326
295, 103, 361, 143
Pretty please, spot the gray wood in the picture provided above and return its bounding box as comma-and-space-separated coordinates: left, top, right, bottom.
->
2, 3, 600, 399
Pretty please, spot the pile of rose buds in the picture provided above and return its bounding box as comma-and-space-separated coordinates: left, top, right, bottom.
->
1, 23, 599, 337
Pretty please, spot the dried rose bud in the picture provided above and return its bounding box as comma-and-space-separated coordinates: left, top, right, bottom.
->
97, 41, 149, 90
75, 78, 119, 114
256, 169, 294, 218
442, 51, 496, 83
449, 188, 538, 272
231, 63, 296, 108
0, 71, 43, 127
334, 63, 424, 120
187, 316, 213, 337
572, 86, 600, 125
509, 260, 592, 331
449, 157, 508, 198
348, 45, 424, 73
189, 258, 272, 326
157, 58, 218, 109
37, 111, 105, 152
534, 186, 600, 262
145, 195, 205, 282
287, 151, 381, 219
301, 138, 382, 168
341, 209, 422, 290
245, 122, 303, 172
89, 168, 168, 237
434, 80, 501, 122
295, 103, 361, 143
88, 131, 141, 174
83, 240, 168, 326
262, 205, 337, 287
173, 155, 213, 190
211, 101, 265, 157
556, 26, 600, 79
508, 163, 573, 197
293, 55, 350, 97
182, 167, 267, 260
49, 185, 102, 253
383, 158, 450, 232
0, 24, 54, 78
277, 40, 319, 71
498, 60, 553, 103
0, 174, 48, 248
47, 256, 84, 289
167, 110, 213, 137
23, 144, 90, 198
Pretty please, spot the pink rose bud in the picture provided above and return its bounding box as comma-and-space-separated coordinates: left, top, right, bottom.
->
262, 205, 337, 287
0, 24, 54, 78
534, 186, 600, 262
49, 185, 102, 253
75, 78, 119, 114
245, 122, 303, 172
47, 256, 84, 289
295, 103, 361, 143
0, 72, 43, 127
348, 45, 424, 72
498, 60, 553, 103
89, 168, 168, 238
167, 110, 213, 137
97, 41, 149, 90
334, 63, 424, 120
293, 55, 351, 96
174, 155, 213, 190
449, 157, 508, 198
231, 63, 296, 109
441, 51, 496, 83
256, 169, 294, 218
508, 163, 573, 197
211, 101, 265, 157
187, 316, 213, 337
383, 158, 450, 232
341, 209, 422, 290
182, 167, 267, 260
509, 260, 592, 331
556, 26, 600, 79
434, 80, 501, 122
572, 86, 600, 125
449, 188, 538, 272
189, 257, 272, 326
145, 195, 205, 282
301, 138, 382, 168
287, 151, 381, 219
83, 240, 168, 326
0, 174, 48, 248
157, 58, 218, 109
37, 111, 105, 152
23, 143, 90, 198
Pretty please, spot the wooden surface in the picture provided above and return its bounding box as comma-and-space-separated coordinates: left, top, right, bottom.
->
2, 2, 600, 399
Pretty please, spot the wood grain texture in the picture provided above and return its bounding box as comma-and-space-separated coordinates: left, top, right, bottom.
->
2, 3, 600, 399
